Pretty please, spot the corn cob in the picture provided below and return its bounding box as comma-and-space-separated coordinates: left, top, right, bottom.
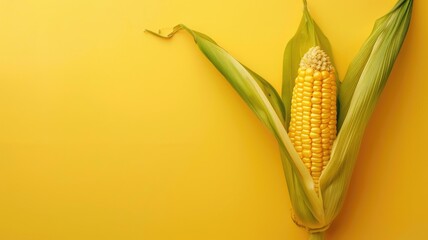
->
288, 46, 336, 193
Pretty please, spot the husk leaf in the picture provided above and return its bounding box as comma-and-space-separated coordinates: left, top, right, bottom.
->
146, 25, 326, 227
320, 0, 413, 222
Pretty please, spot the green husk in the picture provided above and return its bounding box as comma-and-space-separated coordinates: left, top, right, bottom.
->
320, 0, 413, 222
146, 0, 413, 239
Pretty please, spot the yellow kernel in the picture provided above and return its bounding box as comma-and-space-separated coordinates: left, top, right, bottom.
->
321, 128, 330, 134
322, 83, 332, 89
321, 113, 330, 119
312, 152, 323, 158
305, 76, 314, 82
321, 88, 331, 93
312, 162, 323, 167
322, 92, 331, 98
302, 143, 311, 149
313, 92, 322, 98
304, 82, 313, 87
302, 100, 311, 107
312, 128, 321, 133
312, 142, 322, 148
321, 103, 331, 109
311, 157, 322, 163
313, 86, 322, 91
321, 133, 330, 138
312, 108, 321, 114
303, 86, 312, 92
306, 68, 314, 76
322, 99, 332, 104
311, 97, 321, 103
310, 113, 321, 119
302, 129, 310, 135
312, 147, 322, 153
310, 132, 319, 138
313, 71, 322, 81
303, 106, 311, 111
311, 118, 321, 124
311, 166, 322, 172
321, 71, 330, 78
303, 150, 312, 157
323, 77, 332, 84
303, 96, 311, 102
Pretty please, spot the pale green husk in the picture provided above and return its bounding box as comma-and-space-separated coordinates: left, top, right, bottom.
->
146, 0, 412, 239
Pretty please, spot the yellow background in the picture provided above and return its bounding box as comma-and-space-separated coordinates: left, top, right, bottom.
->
0, 0, 426, 239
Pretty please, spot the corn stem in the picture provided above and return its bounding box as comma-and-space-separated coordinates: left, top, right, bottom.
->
309, 232, 325, 240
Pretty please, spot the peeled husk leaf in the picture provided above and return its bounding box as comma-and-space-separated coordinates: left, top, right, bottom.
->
320, 0, 413, 222
146, 24, 325, 227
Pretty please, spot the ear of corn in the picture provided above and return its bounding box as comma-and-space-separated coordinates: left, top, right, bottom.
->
146, 0, 413, 239
289, 46, 337, 194
280, 1, 338, 230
